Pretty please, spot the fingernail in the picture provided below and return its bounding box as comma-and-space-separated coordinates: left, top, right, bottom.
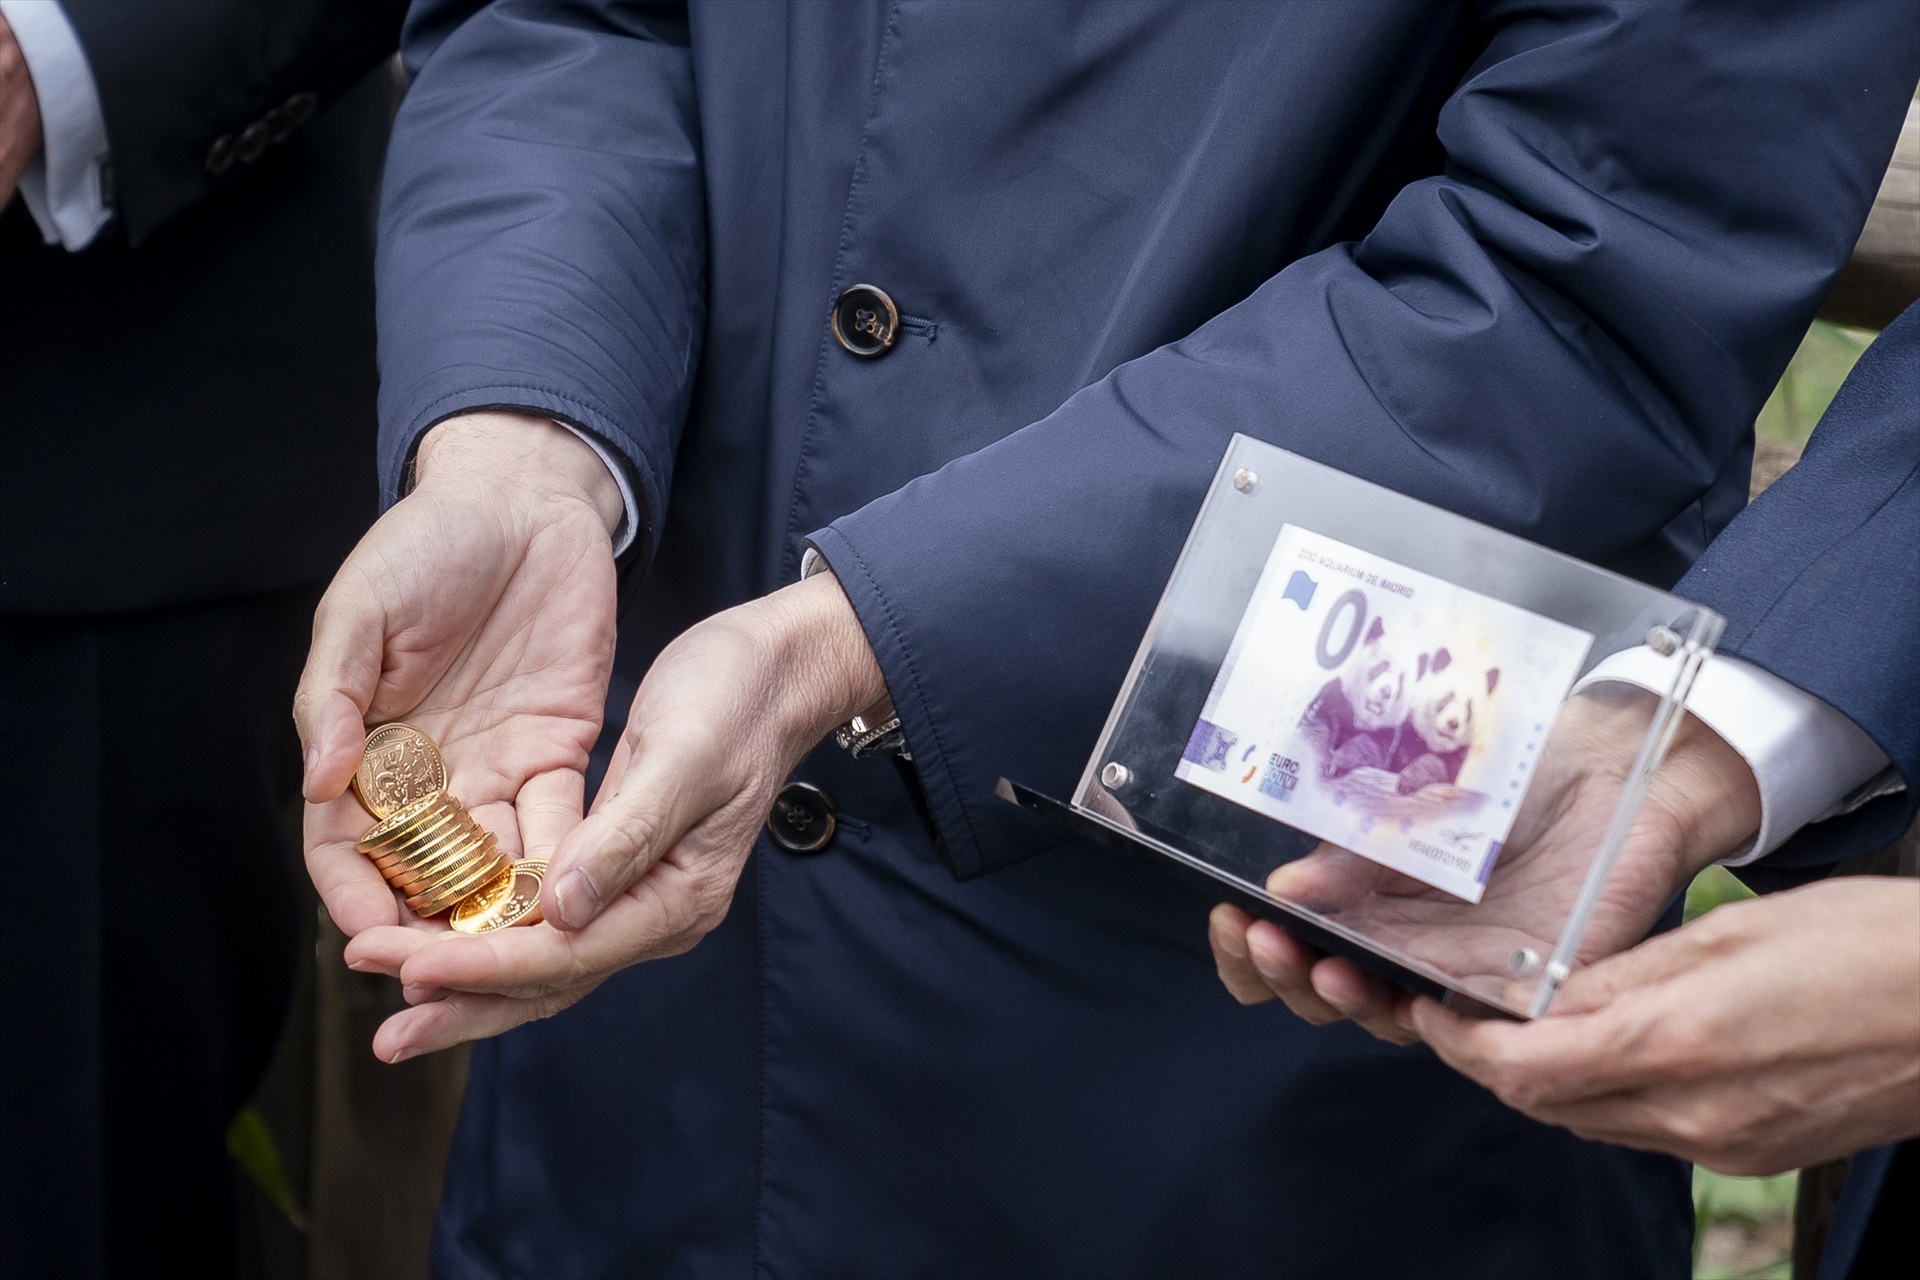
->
553, 869, 604, 928
346, 958, 369, 972
1213, 925, 1248, 960
387, 1046, 415, 1064
304, 744, 319, 783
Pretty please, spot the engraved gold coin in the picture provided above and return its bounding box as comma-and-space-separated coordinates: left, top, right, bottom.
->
417, 854, 512, 913
356, 791, 449, 851
344, 721, 515, 921
365, 806, 468, 865
406, 840, 509, 915
379, 841, 480, 890
366, 804, 476, 868
352, 723, 448, 820
450, 859, 548, 934
398, 839, 501, 902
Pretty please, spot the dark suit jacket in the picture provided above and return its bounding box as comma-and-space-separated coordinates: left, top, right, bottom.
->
1681, 302, 1920, 1280
376, 3, 1920, 1276
1685, 304, 1920, 870
0, 0, 405, 617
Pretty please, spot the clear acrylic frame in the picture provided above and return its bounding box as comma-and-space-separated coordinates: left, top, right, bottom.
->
999, 436, 1722, 1018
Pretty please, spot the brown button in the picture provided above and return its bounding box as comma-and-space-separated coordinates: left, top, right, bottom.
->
830, 284, 899, 358
236, 120, 271, 164
767, 782, 837, 854
282, 91, 318, 129
205, 133, 236, 175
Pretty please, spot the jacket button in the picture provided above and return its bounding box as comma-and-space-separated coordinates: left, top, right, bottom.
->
236, 120, 271, 164
830, 284, 899, 358
205, 133, 236, 175
282, 91, 318, 129
767, 782, 837, 854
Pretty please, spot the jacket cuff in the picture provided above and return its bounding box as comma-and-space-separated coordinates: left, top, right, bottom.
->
804, 524, 996, 880
378, 381, 661, 569
1, 0, 113, 249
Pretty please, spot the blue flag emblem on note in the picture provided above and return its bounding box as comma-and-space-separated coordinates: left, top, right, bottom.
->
1281, 570, 1317, 611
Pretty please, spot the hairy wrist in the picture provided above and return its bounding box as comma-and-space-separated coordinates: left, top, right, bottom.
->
749, 573, 889, 752
1652, 712, 1763, 877
414, 411, 624, 538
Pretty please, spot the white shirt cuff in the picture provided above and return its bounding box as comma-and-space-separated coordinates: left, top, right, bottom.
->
551, 422, 639, 557
1579, 648, 1901, 865
1, 0, 112, 250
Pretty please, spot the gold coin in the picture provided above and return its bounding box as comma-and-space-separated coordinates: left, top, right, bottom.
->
396, 842, 499, 903
365, 808, 468, 867
416, 844, 510, 905
361, 803, 486, 893
356, 791, 451, 851
446, 863, 518, 930
364, 801, 473, 865
407, 840, 509, 916
385, 824, 495, 893
361, 808, 474, 890
378, 841, 477, 891
352, 723, 448, 820
450, 859, 548, 934
419, 851, 514, 915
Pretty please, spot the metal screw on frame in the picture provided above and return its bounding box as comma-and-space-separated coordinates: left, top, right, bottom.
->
1646, 625, 1681, 656
1100, 762, 1132, 790
1231, 468, 1258, 493
1509, 947, 1542, 976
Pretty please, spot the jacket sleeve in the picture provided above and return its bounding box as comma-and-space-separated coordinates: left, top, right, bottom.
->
809, 0, 1920, 880
59, 0, 407, 245
1681, 304, 1920, 881
373, 0, 703, 568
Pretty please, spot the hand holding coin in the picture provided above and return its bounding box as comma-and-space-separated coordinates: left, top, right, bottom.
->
345, 723, 546, 934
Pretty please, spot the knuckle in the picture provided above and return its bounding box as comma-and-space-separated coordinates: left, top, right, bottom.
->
606, 807, 666, 870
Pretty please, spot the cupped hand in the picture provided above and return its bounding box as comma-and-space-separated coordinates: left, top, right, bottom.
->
1210, 689, 1763, 1039
296, 411, 623, 944
1412, 876, 1920, 1174
339, 571, 887, 1062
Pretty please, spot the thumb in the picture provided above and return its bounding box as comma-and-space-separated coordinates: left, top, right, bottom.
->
545, 725, 730, 930
294, 577, 386, 802
1550, 923, 1707, 1015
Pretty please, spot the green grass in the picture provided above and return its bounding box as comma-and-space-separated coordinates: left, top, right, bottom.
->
1755, 321, 1875, 445
227, 1105, 307, 1233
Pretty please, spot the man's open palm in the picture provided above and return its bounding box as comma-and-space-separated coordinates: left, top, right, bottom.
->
295, 413, 622, 939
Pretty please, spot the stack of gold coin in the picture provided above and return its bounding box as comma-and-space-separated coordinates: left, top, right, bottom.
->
350, 723, 535, 932
451, 857, 547, 933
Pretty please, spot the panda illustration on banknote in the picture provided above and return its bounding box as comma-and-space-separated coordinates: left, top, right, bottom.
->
1177, 525, 1591, 902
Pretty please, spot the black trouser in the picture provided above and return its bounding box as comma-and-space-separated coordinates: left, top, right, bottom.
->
0, 585, 316, 1276
1851, 1140, 1917, 1278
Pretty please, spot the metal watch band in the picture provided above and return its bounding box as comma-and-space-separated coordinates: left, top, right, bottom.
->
835, 712, 911, 761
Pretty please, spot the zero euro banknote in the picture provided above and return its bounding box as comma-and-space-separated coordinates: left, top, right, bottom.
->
1175, 524, 1594, 902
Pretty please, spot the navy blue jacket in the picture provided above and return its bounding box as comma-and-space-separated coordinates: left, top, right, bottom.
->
1680, 303, 1920, 1280
1685, 305, 1920, 872
376, 3, 1920, 1275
